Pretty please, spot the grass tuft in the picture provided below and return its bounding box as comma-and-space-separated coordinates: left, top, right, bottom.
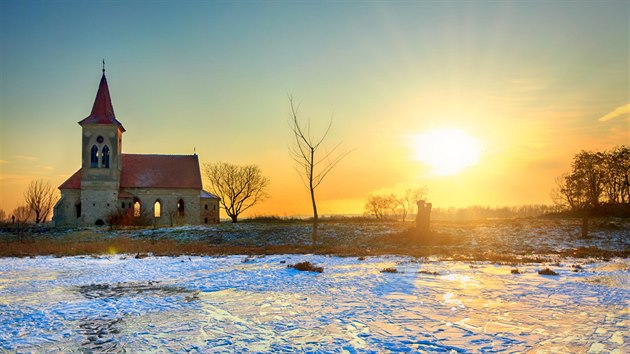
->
381, 267, 398, 273
538, 268, 559, 276
289, 261, 323, 273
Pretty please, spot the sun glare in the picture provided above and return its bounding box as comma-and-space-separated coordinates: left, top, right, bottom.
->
413, 128, 482, 176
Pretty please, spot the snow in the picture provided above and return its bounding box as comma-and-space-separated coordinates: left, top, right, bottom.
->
0, 255, 628, 352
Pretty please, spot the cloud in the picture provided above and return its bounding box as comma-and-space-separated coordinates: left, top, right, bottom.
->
14, 155, 37, 161
599, 103, 630, 122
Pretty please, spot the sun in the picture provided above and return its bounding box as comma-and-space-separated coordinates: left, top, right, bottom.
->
412, 128, 482, 176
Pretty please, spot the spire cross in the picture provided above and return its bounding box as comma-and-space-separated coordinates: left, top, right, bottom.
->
102, 59, 105, 74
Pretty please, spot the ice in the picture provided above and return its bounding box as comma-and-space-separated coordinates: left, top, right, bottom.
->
0, 255, 628, 352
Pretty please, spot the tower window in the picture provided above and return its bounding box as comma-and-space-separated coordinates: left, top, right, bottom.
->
177, 199, 185, 217
102, 145, 110, 168
90, 145, 99, 168
205, 204, 208, 210
154, 200, 161, 218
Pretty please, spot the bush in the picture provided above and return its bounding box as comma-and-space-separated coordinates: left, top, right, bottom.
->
538, 268, 559, 276
381, 267, 398, 273
107, 208, 151, 229
289, 261, 323, 273
511, 269, 520, 274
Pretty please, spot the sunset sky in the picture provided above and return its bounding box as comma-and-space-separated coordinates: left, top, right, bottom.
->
0, 1, 628, 218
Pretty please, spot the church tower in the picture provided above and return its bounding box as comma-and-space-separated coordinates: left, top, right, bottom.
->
77, 65, 125, 225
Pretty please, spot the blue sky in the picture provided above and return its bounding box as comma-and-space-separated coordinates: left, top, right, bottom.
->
1, 1, 628, 216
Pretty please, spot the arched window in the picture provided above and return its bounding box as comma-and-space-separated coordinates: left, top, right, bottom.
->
90, 145, 99, 168
102, 145, 110, 168
154, 200, 161, 218
75, 202, 81, 218
204, 217, 208, 224
177, 199, 185, 217
133, 199, 141, 217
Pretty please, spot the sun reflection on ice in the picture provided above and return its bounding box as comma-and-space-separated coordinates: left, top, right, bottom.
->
441, 273, 480, 287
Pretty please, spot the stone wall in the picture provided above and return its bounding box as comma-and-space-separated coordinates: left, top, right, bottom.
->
122, 188, 201, 226
200, 198, 220, 224
52, 189, 81, 227
80, 182, 120, 226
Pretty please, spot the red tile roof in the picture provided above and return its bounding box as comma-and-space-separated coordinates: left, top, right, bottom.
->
59, 169, 81, 189
58, 154, 203, 190
121, 154, 202, 189
78, 73, 125, 132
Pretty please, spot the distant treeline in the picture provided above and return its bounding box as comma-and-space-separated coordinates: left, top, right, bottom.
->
431, 204, 561, 221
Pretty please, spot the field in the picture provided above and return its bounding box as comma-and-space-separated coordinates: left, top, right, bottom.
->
0, 218, 628, 352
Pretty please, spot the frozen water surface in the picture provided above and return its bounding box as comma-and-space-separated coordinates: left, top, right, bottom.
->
0, 255, 628, 352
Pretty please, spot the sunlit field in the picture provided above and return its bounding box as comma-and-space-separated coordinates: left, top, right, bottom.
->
1, 219, 628, 352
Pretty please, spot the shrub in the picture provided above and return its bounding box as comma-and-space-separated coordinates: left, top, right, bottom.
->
418, 270, 439, 275
107, 208, 151, 229
289, 261, 323, 273
511, 269, 520, 274
538, 268, 559, 276
381, 267, 398, 273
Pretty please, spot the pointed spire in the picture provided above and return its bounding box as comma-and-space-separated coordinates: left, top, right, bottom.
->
78, 64, 125, 132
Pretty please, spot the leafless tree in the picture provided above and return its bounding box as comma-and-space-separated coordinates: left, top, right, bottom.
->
397, 187, 429, 222
204, 162, 269, 223
288, 96, 350, 246
24, 179, 58, 223
364, 194, 396, 220
0, 209, 6, 223
12, 205, 31, 241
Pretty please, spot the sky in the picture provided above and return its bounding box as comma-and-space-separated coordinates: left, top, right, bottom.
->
0, 1, 628, 218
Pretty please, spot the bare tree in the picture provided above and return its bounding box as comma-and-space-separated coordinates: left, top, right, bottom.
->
288, 96, 350, 246
0, 209, 6, 223
364, 194, 396, 220
12, 205, 31, 241
204, 162, 269, 223
24, 179, 58, 223
397, 187, 429, 222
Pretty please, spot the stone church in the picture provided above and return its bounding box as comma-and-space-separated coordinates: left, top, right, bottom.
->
53, 69, 220, 227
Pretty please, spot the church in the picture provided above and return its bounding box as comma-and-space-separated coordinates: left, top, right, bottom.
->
53, 68, 220, 227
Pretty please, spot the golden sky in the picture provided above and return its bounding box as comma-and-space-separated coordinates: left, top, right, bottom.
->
0, 2, 628, 218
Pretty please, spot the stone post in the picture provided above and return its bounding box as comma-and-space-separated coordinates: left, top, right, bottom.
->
416, 200, 432, 236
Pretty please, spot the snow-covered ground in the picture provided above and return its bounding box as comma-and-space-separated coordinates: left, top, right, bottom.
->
1, 255, 628, 352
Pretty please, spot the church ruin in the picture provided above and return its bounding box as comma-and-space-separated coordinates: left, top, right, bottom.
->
53, 68, 219, 227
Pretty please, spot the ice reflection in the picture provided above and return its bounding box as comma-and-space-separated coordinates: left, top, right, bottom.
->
441, 273, 480, 287
0, 256, 627, 352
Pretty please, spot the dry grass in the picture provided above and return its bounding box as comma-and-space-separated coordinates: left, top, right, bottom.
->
1, 218, 627, 261
2, 235, 625, 262
0, 237, 313, 258
538, 268, 559, 276
289, 261, 323, 273
381, 267, 398, 273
